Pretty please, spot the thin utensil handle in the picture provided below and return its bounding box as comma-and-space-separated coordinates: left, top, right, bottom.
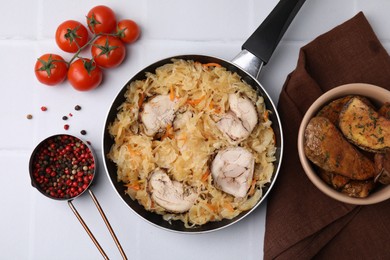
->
68, 200, 109, 260
242, 0, 306, 65
88, 189, 128, 260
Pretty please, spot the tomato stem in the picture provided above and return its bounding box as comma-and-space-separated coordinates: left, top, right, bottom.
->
67, 31, 120, 65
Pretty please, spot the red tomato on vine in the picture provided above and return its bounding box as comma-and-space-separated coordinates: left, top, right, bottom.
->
86, 5, 117, 34
91, 36, 126, 69
35, 54, 68, 86
117, 19, 140, 44
67, 58, 103, 91
35, 5, 142, 89
55, 20, 89, 53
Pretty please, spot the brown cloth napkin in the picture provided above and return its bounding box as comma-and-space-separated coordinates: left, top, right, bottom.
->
264, 12, 390, 260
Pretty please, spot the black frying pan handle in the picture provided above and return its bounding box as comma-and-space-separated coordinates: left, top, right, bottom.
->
242, 0, 306, 65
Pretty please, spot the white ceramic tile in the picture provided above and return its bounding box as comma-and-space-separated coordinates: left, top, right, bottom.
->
260, 41, 305, 104
30, 194, 104, 259
356, 0, 390, 40
0, 152, 32, 259
123, 203, 266, 260
282, 0, 357, 41
251, 0, 279, 29
142, 40, 242, 64
146, 0, 252, 41
0, 0, 39, 39
0, 42, 37, 150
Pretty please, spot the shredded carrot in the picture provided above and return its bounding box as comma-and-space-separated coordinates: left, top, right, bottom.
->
224, 202, 235, 213
248, 179, 257, 197
126, 145, 141, 156
169, 85, 175, 101
212, 105, 222, 113
206, 203, 217, 213
125, 182, 141, 191
186, 96, 205, 106
177, 134, 187, 141
209, 101, 222, 113
201, 169, 210, 182
263, 110, 269, 121
138, 92, 145, 108
161, 124, 174, 140
203, 62, 221, 68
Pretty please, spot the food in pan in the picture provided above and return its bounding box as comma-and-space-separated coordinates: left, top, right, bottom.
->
107, 59, 276, 227
211, 147, 255, 198
304, 96, 390, 198
215, 93, 258, 144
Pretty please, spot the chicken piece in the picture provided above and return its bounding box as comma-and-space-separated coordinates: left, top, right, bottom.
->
304, 116, 375, 180
211, 147, 255, 198
173, 110, 193, 131
216, 93, 258, 144
148, 168, 198, 213
339, 97, 390, 152
140, 95, 178, 137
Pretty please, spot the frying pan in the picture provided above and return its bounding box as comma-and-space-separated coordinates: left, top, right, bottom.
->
102, 0, 305, 233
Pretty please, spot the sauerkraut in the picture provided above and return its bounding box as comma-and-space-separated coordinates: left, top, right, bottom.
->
108, 59, 276, 227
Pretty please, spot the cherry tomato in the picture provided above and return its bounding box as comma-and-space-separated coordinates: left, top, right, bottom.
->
67, 58, 103, 91
117, 19, 140, 44
55, 20, 89, 53
86, 5, 116, 34
35, 54, 68, 86
91, 36, 126, 69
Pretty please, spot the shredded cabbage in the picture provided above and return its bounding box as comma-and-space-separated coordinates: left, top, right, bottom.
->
108, 59, 276, 227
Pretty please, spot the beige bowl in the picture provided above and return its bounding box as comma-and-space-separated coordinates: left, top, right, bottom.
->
297, 83, 390, 205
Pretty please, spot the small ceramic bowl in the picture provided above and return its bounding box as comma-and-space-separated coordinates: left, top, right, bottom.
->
297, 83, 390, 205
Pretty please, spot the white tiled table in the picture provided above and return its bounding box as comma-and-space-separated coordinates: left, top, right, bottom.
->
1, 0, 389, 259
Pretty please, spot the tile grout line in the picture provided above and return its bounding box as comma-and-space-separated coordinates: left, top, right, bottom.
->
36, 0, 44, 40
27, 1, 44, 258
